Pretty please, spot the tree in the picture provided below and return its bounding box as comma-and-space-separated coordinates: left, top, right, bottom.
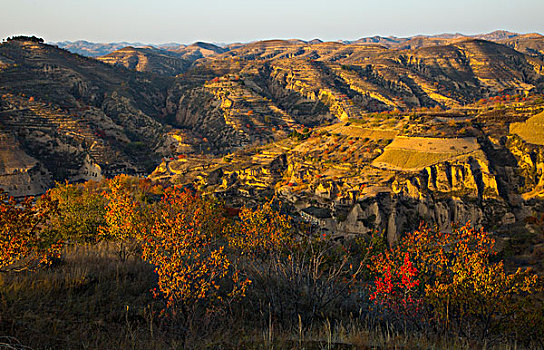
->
6, 35, 44, 43
47, 181, 106, 243
228, 200, 293, 258
98, 175, 150, 260
369, 251, 421, 319
0, 190, 62, 273
368, 223, 540, 337
141, 188, 249, 314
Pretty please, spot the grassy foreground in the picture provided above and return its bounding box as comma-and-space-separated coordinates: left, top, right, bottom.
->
1, 179, 543, 349
0, 242, 541, 349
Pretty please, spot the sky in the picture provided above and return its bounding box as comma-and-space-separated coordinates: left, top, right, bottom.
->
1, 0, 543, 44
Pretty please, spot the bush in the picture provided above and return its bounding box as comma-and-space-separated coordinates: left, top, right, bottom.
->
98, 175, 152, 260
6, 35, 44, 43
0, 190, 62, 273
368, 223, 541, 340
2, 173, 544, 347
141, 188, 249, 316
228, 201, 293, 257
46, 181, 106, 243
227, 202, 370, 324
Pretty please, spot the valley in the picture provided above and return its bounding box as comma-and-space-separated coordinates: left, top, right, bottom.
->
2, 25, 544, 348
1, 34, 544, 256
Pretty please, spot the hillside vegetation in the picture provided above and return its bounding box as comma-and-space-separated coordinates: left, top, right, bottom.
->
0, 178, 543, 349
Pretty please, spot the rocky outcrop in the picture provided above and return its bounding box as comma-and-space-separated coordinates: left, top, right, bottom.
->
418, 156, 499, 199
292, 157, 502, 243
0, 132, 52, 196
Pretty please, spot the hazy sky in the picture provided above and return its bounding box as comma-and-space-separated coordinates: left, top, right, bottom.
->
2, 0, 543, 44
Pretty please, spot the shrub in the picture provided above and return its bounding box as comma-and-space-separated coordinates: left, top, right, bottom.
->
98, 175, 151, 260
368, 223, 541, 339
0, 190, 62, 273
228, 201, 293, 257
141, 188, 249, 315
6, 35, 44, 43
47, 181, 106, 243
227, 203, 369, 324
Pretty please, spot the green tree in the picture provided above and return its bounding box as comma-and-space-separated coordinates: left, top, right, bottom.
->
47, 181, 106, 243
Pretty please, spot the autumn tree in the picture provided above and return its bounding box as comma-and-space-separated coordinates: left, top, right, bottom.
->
98, 175, 151, 260
47, 181, 106, 243
228, 200, 293, 258
369, 223, 541, 337
0, 190, 62, 273
369, 251, 421, 322
141, 188, 249, 315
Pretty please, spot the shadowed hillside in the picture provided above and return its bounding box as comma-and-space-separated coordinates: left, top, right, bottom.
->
0, 39, 174, 190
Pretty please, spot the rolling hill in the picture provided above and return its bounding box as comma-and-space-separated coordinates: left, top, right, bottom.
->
2, 34, 544, 244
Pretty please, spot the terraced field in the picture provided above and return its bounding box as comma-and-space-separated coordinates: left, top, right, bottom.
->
372, 136, 480, 171
510, 111, 544, 145
323, 124, 399, 140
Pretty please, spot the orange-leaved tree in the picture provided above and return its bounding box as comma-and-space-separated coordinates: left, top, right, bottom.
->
0, 190, 62, 273
141, 187, 249, 314
369, 222, 540, 336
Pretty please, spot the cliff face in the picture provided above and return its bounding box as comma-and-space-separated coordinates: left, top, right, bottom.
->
0, 132, 52, 197
332, 156, 504, 243
275, 145, 507, 242
150, 96, 544, 244
149, 144, 510, 243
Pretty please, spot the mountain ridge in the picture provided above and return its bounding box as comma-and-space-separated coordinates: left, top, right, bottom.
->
52, 30, 541, 57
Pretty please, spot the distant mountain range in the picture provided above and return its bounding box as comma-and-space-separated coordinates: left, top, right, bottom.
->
54, 40, 231, 57
54, 40, 147, 57
54, 30, 541, 57
49, 31, 544, 80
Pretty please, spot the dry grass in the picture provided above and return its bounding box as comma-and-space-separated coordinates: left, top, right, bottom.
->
323, 124, 398, 140
1, 242, 542, 349
0, 243, 168, 350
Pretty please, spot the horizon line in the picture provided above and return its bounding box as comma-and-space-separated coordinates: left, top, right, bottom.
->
4, 29, 543, 47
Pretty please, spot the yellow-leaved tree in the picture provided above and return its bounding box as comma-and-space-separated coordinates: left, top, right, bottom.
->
98, 175, 150, 260
228, 200, 293, 257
